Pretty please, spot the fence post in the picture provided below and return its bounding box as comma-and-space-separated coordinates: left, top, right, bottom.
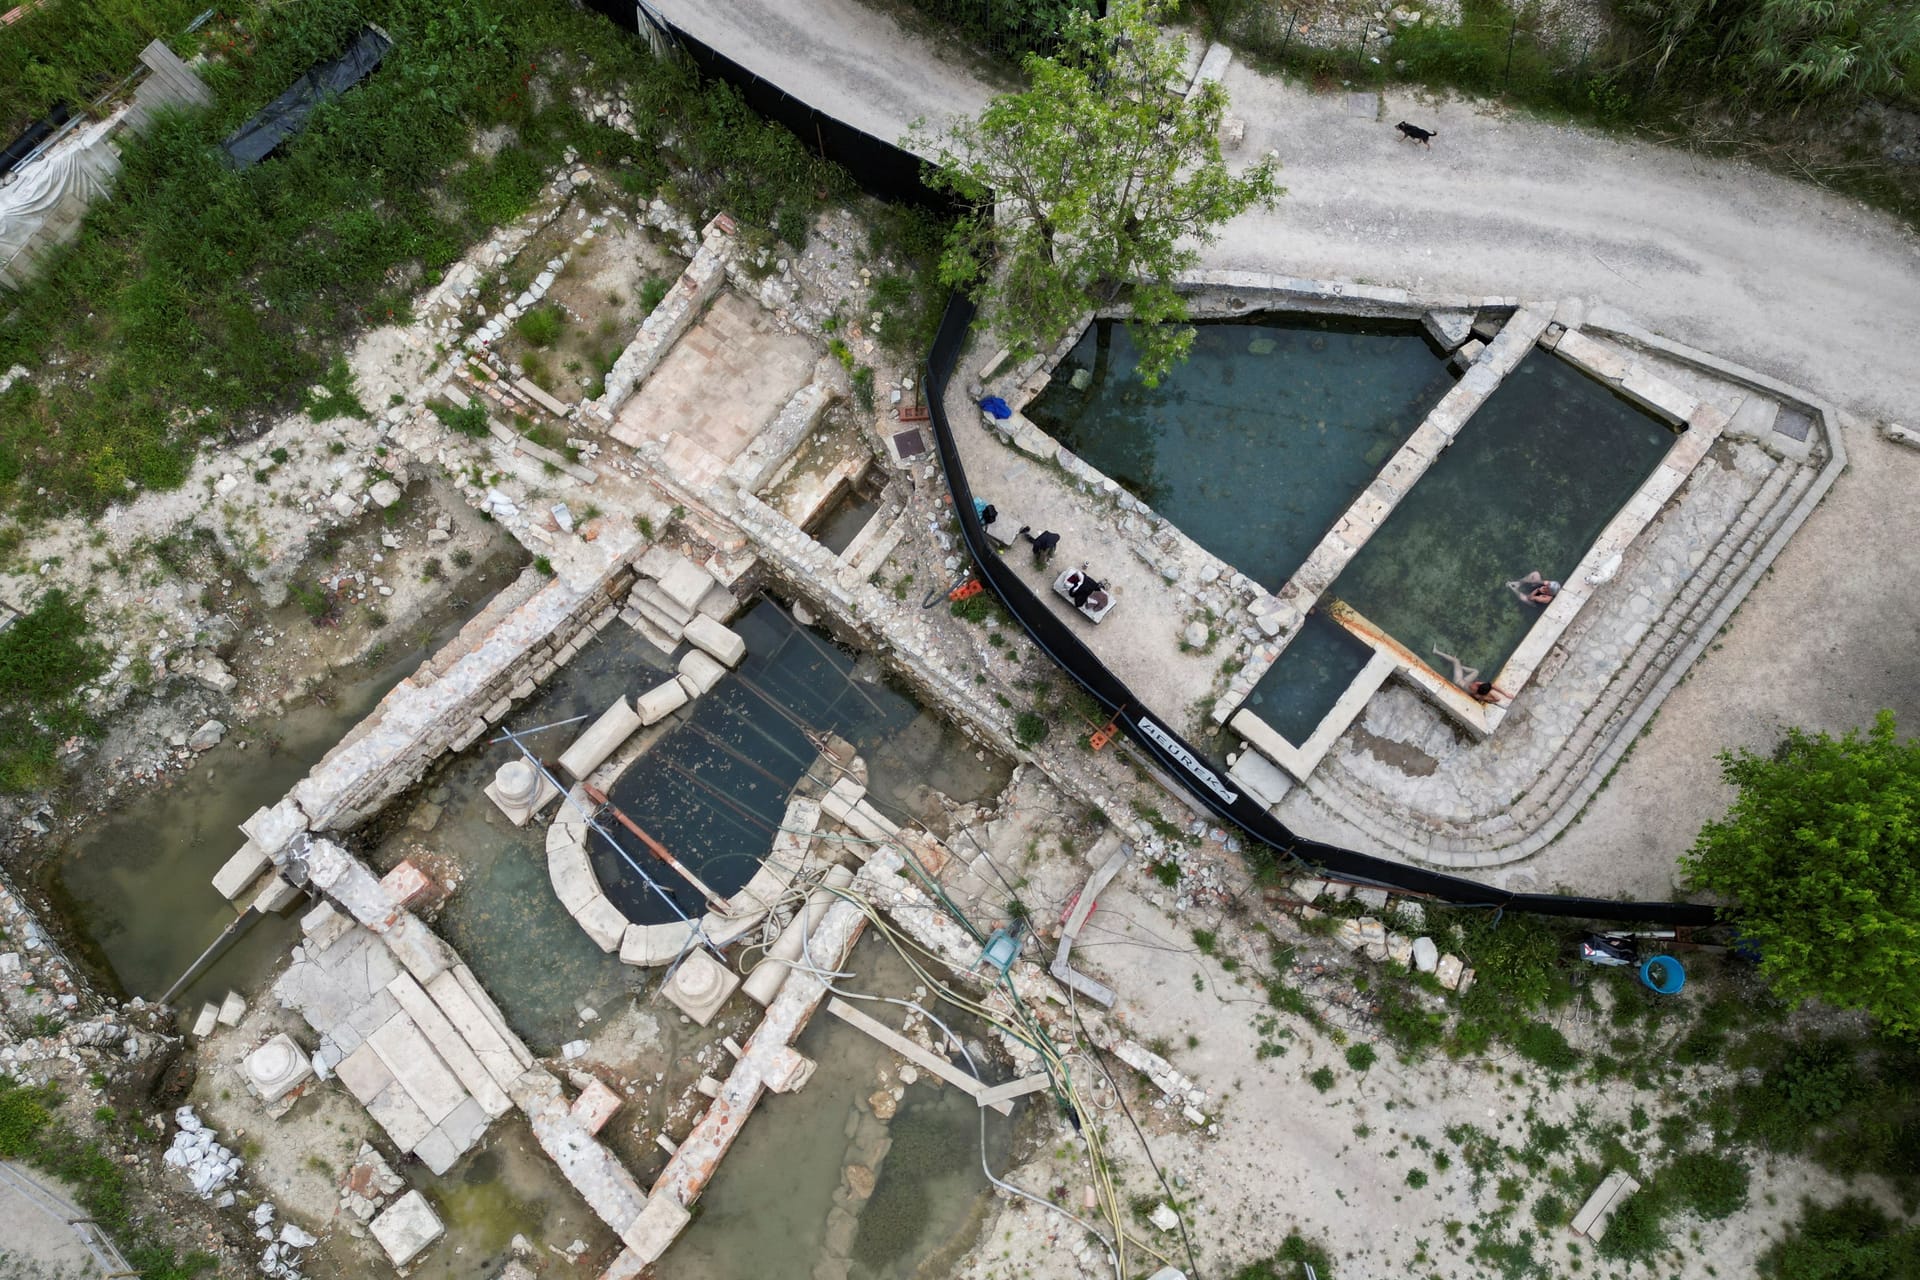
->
1357, 24, 1369, 81
1278, 6, 1298, 66
1503, 13, 1518, 92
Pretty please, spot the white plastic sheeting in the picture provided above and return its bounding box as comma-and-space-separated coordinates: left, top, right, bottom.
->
0, 129, 120, 286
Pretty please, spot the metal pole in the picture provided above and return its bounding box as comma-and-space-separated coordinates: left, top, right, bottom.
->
1279, 7, 1298, 64
1504, 15, 1518, 90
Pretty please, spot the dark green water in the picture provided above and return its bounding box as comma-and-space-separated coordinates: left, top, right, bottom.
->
423, 600, 1008, 1047
47, 550, 526, 1007
1244, 610, 1374, 744
1025, 314, 1455, 590
1332, 349, 1675, 676
600, 601, 1004, 924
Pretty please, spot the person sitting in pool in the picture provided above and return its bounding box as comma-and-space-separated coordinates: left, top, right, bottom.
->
1432, 646, 1507, 704
1507, 571, 1559, 605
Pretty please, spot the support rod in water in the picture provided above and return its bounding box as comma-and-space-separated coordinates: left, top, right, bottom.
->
582, 783, 733, 915
160, 906, 269, 1007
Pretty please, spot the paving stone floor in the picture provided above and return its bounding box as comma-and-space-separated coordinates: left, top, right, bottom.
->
610, 291, 816, 461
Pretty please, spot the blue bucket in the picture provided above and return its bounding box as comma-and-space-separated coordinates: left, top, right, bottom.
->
1639, 955, 1686, 994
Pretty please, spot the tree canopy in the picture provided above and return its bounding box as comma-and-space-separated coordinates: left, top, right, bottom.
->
1682, 711, 1920, 1036
913, 0, 1282, 385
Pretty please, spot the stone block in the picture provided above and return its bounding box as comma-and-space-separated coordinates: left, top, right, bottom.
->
549, 829, 599, 915
683, 615, 746, 667
241, 800, 307, 858
621, 922, 693, 968
245, 1033, 314, 1104
635, 679, 689, 726
621, 1194, 692, 1265
335, 1043, 396, 1104
191, 1003, 220, 1038
212, 841, 271, 901
1421, 310, 1473, 351
574, 894, 629, 954
1386, 934, 1414, 967
570, 1078, 622, 1134
660, 949, 740, 1026
217, 990, 248, 1026
1412, 936, 1440, 973
1227, 747, 1292, 811
486, 758, 563, 822
367, 1014, 469, 1125
251, 874, 306, 915
654, 555, 716, 613
300, 901, 354, 952
410, 1126, 461, 1178
383, 915, 457, 985
559, 698, 643, 781
424, 970, 532, 1090
1725, 393, 1780, 441
379, 861, 441, 912
370, 1190, 444, 1266
387, 973, 513, 1119
1435, 954, 1465, 989
677, 648, 728, 696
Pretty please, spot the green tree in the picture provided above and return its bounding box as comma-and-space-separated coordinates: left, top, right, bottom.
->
1682, 711, 1920, 1036
913, 0, 1282, 385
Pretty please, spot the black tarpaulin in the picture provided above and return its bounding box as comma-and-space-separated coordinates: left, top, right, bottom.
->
221, 26, 391, 168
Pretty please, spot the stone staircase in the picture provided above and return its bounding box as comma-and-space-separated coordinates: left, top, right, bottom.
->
1299, 436, 1826, 866
617, 545, 739, 657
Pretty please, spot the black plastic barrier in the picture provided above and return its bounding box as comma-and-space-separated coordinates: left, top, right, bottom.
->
924, 294, 1716, 927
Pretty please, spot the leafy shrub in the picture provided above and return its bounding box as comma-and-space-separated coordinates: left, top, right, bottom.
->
1308, 1066, 1335, 1093
515, 304, 564, 347
1597, 1189, 1668, 1260
1345, 1042, 1377, 1071
1761, 1196, 1920, 1279
431, 400, 491, 438
1512, 1021, 1580, 1071
1662, 1150, 1750, 1221
0, 589, 105, 792
1013, 711, 1049, 747
1233, 1230, 1336, 1279
638, 275, 671, 313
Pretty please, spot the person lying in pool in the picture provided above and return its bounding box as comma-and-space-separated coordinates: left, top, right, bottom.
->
1432, 646, 1507, 704
1507, 571, 1559, 605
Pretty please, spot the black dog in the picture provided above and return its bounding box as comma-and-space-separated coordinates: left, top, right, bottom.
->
1395, 120, 1436, 147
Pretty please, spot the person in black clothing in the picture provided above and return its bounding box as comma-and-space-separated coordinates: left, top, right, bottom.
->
1069, 570, 1103, 610
1018, 526, 1061, 566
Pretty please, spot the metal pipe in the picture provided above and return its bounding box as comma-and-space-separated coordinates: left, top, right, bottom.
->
160, 906, 266, 1006
583, 782, 733, 914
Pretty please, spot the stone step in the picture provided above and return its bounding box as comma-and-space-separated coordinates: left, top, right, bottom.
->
620, 608, 679, 658
632, 579, 694, 627
1316, 449, 1821, 862
627, 591, 689, 641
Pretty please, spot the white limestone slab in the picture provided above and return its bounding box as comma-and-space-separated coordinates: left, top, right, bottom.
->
370, 1190, 444, 1266
363, 1081, 434, 1152
635, 679, 689, 726
574, 893, 629, 953
683, 615, 745, 667
387, 973, 513, 1118
559, 699, 642, 780
425, 969, 532, 1090
367, 1014, 469, 1125
655, 556, 716, 613
677, 648, 727, 695
212, 841, 270, 900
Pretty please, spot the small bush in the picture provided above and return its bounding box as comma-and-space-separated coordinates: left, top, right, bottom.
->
431, 401, 491, 438
1345, 1042, 1378, 1072
1512, 1021, 1580, 1072
1597, 1189, 1667, 1260
638, 275, 671, 313
1013, 711, 1049, 747
1233, 1229, 1336, 1280
1662, 1150, 1750, 1221
515, 305, 565, 348
1308, 1066, 1336, 1093
1761, 1196, 1920, 1279
1405, 1167, 1428, 1188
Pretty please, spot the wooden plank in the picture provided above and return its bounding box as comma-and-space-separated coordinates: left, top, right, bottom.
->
973, 1073, 1051, 1109
826, 998, 1012, 1115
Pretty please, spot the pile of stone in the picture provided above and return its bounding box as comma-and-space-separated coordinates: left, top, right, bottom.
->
1300, 880, 1476, 992
338, 1142, 407, 1230
249, 1203, 315, 1280
162, 1106, 242, 1198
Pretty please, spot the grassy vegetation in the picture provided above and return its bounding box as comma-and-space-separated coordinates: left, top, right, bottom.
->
0, 0, 210, 137
1232, 1229, 1336, 1279
0, 591, 106, 791
0, 1074, 216, 1279
0, 0, 849, 518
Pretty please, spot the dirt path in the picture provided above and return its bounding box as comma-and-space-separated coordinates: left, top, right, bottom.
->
647, 0, 1920, 895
